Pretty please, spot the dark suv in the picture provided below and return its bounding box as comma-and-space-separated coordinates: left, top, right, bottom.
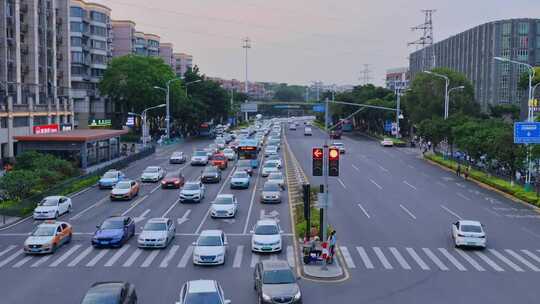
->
201, 166, 222, 183
81, 282, 137, 304
254, 260, 302, 304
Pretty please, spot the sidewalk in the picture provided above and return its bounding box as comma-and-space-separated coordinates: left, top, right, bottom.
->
0, 214, 21, 229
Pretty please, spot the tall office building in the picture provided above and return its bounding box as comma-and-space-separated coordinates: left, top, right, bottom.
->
173, 52, 193, 78
69, 0, 112, 128
159, 42, 175, 70
0, 0, 73, 159
410, 18, 540, 111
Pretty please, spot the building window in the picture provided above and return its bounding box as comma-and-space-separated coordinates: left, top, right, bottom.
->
70, 7, 84, 18
71, 52, 84, 64
71, 66, 86, 76
90, 26, 106, 37
519, 36, 529, 48
501, 49, 511, 58
502, 23, 512, 36
518, 22, 529, 35
0, 118, 7, 128
71, 37, 82, 47
91, 40, 106, 50
70, 21, 84, 33
34, 116, 48, 126
91, 54, 107, 64
536, 37, 540, 49
13, 117, 29, 128
90, 11, 108, 23
517, 49, 529, 61
91, 68, 105, 77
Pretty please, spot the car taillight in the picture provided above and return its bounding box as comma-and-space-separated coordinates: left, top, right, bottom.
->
161, 181, 166, 184
174, 181, 180, 184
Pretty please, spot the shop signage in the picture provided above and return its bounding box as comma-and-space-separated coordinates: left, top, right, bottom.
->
34, 123, 59, 134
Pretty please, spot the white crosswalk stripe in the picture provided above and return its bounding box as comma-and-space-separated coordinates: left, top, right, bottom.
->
389, 247, 411, 270
86, 249, 109, 267
12, 256, 33, 268
438, 248, 466, 271
474, 251, 504, 272
0, 245, 16, 258
31, 255, 52, 268
405, 248, 429, 270
286, 246, 295, 268
123, 249, 143, 267
104, 245, 130, 267
49, 245, 82, 267
177, 246, 193, 268
373, 247, 392, 269
159, 245, 179, 268
0, 249, 23, 267
340, 246, 356, 269
233, 245, 244, 268
505, 249, 540, 272
68, 246, 94, 267
356, 247, 374, 269
141, 250, 160, 267
455, 249, 485, 271
521, 250, 540, 265
489, 249, 523, 272
422, 248, 448, 271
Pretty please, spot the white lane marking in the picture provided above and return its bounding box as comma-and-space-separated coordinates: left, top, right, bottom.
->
49, 244, 82, 267
287, 246, 295, 268
159, 245, 180, 268
389, 247, 411, 270
31, 255, 52, 267
457, 192, 471, 201
505, 249, 540, 271
378, 165, 389, 172
134, 209, 151, 223
438, 248, 466, 271
356, 247, 374, 269
405, 248, 430, 270
67, 246, 94, 267
177, 209, 191, 225
69, 186, 94, 198
150, 184, 161, 194
488, 249, 523, 272
407, 164, 415, 169
162, 199, 181, 217
369, 179, 382, 190
243, 157, 264, 234
403, 181, 417, 190
336, 178, 346, 189
340, 246, 356, 269
0, 249, 23, 267
440, 205, 463, 220
455, 249, 485, 271
352, 164, 360, 171
268, 255, 279, 261
104, 245, 130, 267
357, 203, 371, 219
399, 204, 417, 220
474, 251, 504, 272
436, 181, 447, 188
70, 196, 107, 220
0, 245, 16, 258
522, 228, 540, 239
373, 247, 392, 269
250, 252, 260, 268
140, 250, 160, 267
121, 195, 149, 216
422, 248, 448, 271
123, 249, 143, 267
177, 245, 193, 268
195, 208, 212, 235
233, 245, 244, 268
484, 208, 501, 217
522, 250, 540, 265
12, 256, 32, 268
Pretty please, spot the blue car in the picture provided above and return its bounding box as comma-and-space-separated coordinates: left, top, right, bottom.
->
230, 170, 251, 189
92, 216, 135, 248
98, 170, 125, 189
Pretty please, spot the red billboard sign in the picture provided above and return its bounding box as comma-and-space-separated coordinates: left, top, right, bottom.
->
33, 124, 59, 134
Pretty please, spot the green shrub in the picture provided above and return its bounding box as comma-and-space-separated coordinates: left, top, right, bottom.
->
0, 170, 39, 200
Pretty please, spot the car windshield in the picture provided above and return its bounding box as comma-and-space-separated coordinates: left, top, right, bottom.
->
143, 222, 167, 231
39, 197, 58, 206
204, 167, 218, 173
263, 183, 280, 191
32, 226, 56, 236
262, 269, 295, 284
197, 235, 222, 246
144, 167, 159, 173
184, 183, 200, 190
184, 292, 222, 304
103, 172, 117, 179
237, 160, 251, 166
264, 162, 278, 168
115, 181, 131, 189
255, 224, 279, 235
214, 196, 233, 205
461, 225, 483, 233
81, 290, 121, 304
173, 152, 183, 157
213, 155, 225, 160
233, 172, 248, 178
268, 173, 283, 180
101, 219, 124, 229
194, 151, 207, 156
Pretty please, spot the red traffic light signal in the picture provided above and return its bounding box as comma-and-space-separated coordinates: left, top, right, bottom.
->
312, 148, 323, 176
313, 148, 323, 160
329, 148, 340, 160
328, 147, 340, 176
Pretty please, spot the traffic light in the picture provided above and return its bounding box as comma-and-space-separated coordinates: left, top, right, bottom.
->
328, 147, 340, 176
312, 148, 323, 176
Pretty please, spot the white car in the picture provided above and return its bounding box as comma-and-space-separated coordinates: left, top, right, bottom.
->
138, 218, 175, 248
380, 138, 394, 147
33, 196, 72, 220
141, 166, 165, 182
215, 138, 226, 149
268, 172, 285, 190
251, 219, 283, 253
191, 150, 209, 166
266, 155, 282, 168
210, 194, 238, 218
265, 159, 282, 169
222, 148, 236, 161
170, 151, 187, 164
452, 220, 487, 248
264, 146, 278, 157
289, 124, 296, 130
304, 127, 312, 136
261, 162, 280, 177
179, 181, 206, 203
332, 142, 346, 154
176, 280, 231, 304
193, 230, 228, 265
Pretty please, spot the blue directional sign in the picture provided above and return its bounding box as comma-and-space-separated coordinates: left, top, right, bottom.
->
514, 122, 540, 144
384, 120, 393, 132
313, 104, 325, 112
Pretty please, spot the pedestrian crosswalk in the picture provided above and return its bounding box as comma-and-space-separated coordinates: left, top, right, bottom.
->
338, 246, 540, 273
0, 244, 295, 270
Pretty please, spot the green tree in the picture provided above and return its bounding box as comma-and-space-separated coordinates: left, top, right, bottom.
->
489, 104, 520, 121
272, 84, 304, 101
518, 66, 540, 90
0, 170, 39, 200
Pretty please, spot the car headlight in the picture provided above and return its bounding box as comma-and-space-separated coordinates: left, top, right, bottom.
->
193, 254, 200, 259
262, 293, 272, 301
42, 243, 51, 248
157, 238, 165, 242
293, 291, 301, 300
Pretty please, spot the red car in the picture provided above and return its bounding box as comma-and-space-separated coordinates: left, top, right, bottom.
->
161, 172, 185, 189
211, 153, 228, 170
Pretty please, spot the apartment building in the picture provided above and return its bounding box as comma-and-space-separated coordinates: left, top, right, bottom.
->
173, 52, 192, 78
159, 42, 175, 70
133, 31, 160, 57
0, 0, 73, 159
111, 20, 136, 57
69, 0, 112, 128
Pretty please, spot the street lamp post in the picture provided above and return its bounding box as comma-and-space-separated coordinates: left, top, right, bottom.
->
424, 70, 450, 119
154, 78, 181, 140
184, 79, 202, 96
128, 103, 165, 148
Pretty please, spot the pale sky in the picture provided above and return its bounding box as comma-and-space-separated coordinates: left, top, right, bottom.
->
93, 0, 539, 86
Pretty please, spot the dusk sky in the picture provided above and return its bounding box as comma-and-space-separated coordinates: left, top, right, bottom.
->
94, 0, 539, 86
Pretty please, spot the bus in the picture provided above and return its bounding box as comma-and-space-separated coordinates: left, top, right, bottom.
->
198, 122, 215, 138
237, 139, 260, 168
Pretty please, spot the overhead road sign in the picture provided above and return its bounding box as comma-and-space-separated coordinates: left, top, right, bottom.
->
514, 122, 540, 144
241, 102, 258, 113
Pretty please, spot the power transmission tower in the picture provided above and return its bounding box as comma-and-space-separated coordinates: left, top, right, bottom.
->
408, 9, 436, 70
359, 64, 372, 85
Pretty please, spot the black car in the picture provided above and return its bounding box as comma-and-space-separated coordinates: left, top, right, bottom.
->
201, 166, 222, 183
254, 260, 302, 304
237, 160, 254, 176
81, 282, 137, 304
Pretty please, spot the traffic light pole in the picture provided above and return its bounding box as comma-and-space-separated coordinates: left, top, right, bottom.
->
323, 98, 329, 243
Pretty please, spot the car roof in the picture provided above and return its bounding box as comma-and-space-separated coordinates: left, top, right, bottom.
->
257, 218, 278, 226
89, 281, 126, 293
262, 259, 290, 270
459, 220, 482, 226
146, 166, 160, 169
187, 280, 218, 293
38, 221, 67, 228
106, 216, 127, 221
43, 195, 63, 200
216, 194, 234, 199
200, 229, 223, 236
147, 217, 168, 223
185, 181, 200, 185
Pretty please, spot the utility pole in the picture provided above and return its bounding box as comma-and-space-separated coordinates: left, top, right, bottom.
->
242, 37, 251, 122
408, 9, 436, 70
323, 97, 329, 242
359, 64, 372, 85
